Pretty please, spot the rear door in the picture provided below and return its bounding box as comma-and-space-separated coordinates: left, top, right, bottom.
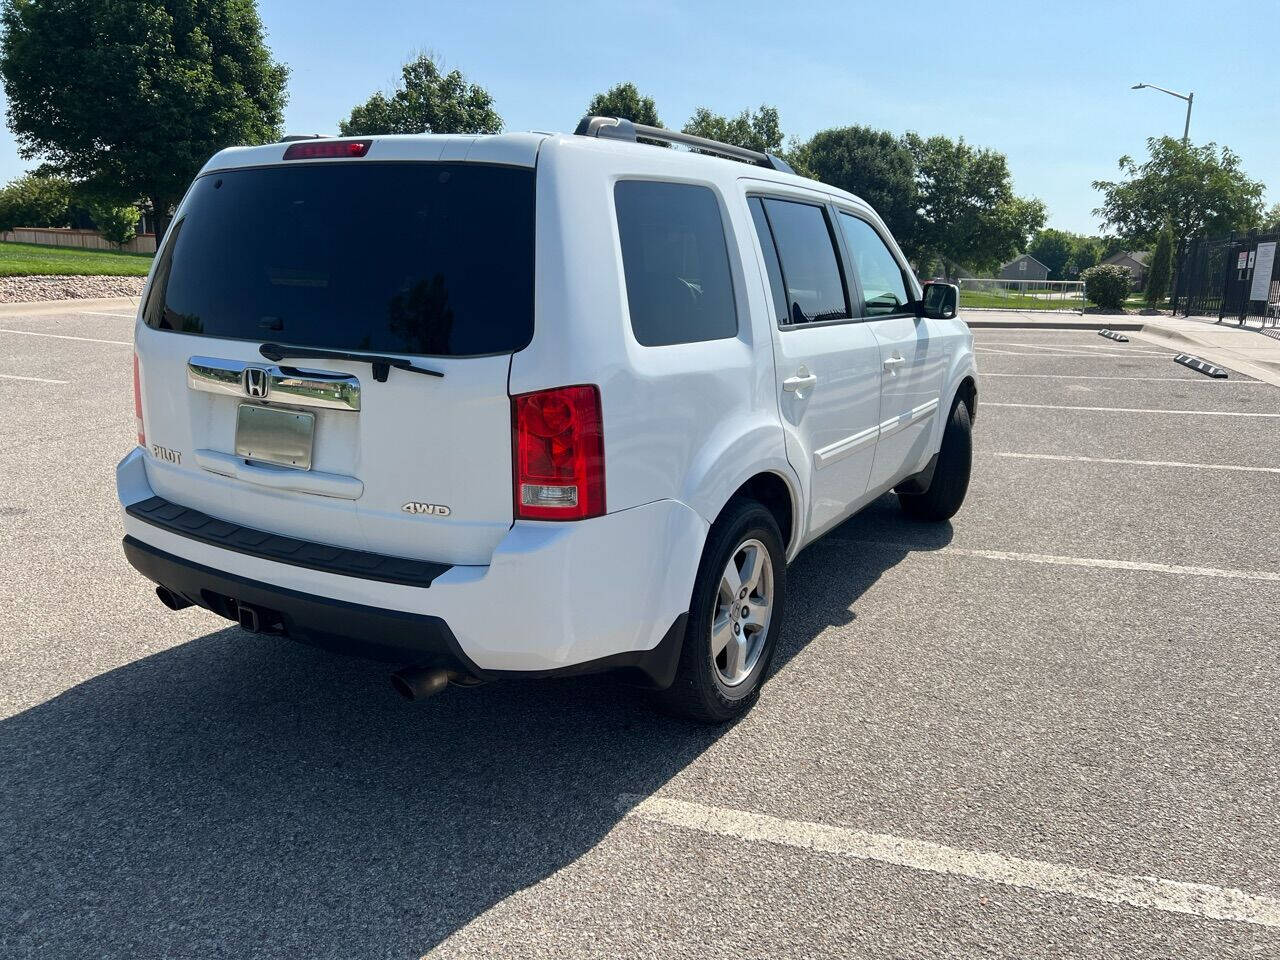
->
835, 210, 946, 489
748, 195, 882, 539
136, 158, 536, 565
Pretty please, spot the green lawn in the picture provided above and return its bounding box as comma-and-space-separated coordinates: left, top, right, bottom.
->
0, 240, 153, 277
958, 289, 1087, 311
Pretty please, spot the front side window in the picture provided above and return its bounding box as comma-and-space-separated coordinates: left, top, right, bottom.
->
758, 198, 849, 325
144, 162, 536, 356
838, 212, 911, 317
614, 180, 738, 347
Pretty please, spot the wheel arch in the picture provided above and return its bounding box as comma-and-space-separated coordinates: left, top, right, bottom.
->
721, 470, 800, 559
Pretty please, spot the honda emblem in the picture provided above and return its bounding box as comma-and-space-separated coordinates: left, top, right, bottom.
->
243, 367, 269, 399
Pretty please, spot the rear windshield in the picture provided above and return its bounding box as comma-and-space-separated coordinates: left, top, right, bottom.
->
145, 162, 535, 357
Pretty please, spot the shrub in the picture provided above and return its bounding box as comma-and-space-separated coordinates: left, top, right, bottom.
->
1081, 264, 1130, 309
0, 173, 73, 231
85, 199, 140, 247
1145, 227, 1173, 308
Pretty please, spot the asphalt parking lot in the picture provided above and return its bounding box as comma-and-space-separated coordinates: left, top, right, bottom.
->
2, 307, 1278, 959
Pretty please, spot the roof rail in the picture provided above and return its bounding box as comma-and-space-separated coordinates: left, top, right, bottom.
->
573, 116, 795, 175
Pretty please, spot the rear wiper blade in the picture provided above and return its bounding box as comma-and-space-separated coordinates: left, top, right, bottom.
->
258, 344, 444, 382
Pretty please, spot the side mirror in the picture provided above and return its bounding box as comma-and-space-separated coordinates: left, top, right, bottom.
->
920, 281, 959, 320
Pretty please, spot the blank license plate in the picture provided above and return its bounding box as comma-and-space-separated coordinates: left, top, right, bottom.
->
235, 404, 315, 470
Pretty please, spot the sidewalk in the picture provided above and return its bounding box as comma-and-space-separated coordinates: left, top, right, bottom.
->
962, 309, 1280, 387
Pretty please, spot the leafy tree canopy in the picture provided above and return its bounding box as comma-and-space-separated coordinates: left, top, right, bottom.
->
904, 132, 1045, 277
1145, 225, 1173, 307
585, 82, 660, 127
0, 0, 288, 240
1028, 228, 1105, 280
340, 53, 502, 137
0, 172, 72, 231
799, 125, 917, 257
1093, 136, 1264, 244
1261, 202, 1280, 233
683, 105, 783, 154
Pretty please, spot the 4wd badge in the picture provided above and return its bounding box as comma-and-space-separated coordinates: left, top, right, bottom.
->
402, 501, 451, 517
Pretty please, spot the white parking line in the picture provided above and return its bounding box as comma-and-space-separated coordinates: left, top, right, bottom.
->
986, 401, 1280, 419
975, 340, 1168, 355
0, 328, 130, 345
992, 451, 1280, 474
0, 372, 68, 384
827, 540, 1278, 582
618, 794, 1280, 929
77, 310, 136, 318
976, 348, 1140, 359
982, 372, 1262, 383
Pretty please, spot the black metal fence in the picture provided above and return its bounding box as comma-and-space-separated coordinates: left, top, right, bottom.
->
1173, 230, 1280, 324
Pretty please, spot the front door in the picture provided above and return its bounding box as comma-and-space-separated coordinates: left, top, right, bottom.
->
834, 210, 946, 490
748, 195, 882, 538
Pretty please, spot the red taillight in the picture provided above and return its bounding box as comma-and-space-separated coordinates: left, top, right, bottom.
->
133, 351, 145, 447
282, 139, 371, 160
512, 385, 605, 521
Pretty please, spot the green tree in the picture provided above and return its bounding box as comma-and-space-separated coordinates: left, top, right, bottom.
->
1261, 202, 1280, 233
585, 82, 660, 126
0, 172, 72, 230
0, 0, 288, 243
799, 125, 918, 257
683, 105, 783, 153
904, 132, 1045, 278
1027, 229, 1074, 279
340, 53, 502, 138
1145, 225, 1173, 308
1093, 136, 1264, 245
85, 197, 140, 247
1066, 235, 1103, 276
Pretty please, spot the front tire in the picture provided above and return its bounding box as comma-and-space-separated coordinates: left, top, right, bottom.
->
656, 500, 787, 724
898, 399, 972, 522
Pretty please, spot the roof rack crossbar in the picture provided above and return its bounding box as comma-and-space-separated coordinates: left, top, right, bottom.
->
573, 115, 795, 174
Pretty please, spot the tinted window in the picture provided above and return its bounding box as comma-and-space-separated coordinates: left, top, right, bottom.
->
839, 212, 910, 317
144, 163, 535, 356
748, 197, 788, 326
615, 180, 738, 347
760, 198, 849, 325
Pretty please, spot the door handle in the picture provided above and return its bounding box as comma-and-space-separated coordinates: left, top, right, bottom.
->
782, 372, 818, 392
883, 354, 906, 374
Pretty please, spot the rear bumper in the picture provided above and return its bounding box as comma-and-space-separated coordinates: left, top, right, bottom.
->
116, 447, 707, 682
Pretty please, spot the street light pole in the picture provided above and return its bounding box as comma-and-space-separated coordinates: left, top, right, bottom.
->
1131, 82, 1194, 144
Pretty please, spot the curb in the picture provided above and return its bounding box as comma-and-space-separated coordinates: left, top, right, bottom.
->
963, 318, 1144, 331
0, 295, 139, 317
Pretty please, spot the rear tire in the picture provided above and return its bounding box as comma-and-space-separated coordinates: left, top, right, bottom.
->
655, 499, 786, 724
898, 399, 972, 522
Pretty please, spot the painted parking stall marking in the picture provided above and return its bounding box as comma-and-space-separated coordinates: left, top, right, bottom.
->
618, 794, 1280, 930
0, 327, 130, 346
981, 372, 1264, 384
825, 540, 1280, 583
986, 401, 1280, 419
990, 451, 1280, 475
0, 372, 69, 384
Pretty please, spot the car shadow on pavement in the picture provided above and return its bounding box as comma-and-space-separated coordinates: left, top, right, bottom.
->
0, 496, 950, 959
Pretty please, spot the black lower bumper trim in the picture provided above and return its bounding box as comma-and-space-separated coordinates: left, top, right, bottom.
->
123, 536, 687, 687
123, 535, 473, 670
125, 495, 450, 588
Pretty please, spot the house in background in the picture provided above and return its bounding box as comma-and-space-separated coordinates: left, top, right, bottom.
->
998, 254, 1050, 283
1100, 250, 1151, 290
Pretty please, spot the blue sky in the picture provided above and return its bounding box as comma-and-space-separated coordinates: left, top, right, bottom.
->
1, 0, 1274, 235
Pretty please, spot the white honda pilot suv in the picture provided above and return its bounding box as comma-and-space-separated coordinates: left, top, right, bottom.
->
119, 117, 976, 722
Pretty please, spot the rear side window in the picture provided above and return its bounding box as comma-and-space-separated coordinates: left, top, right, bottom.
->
144, 162, 535, 357
614, 180, 737, 347
839, 212, 911, 317
758, 198, 849, 325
